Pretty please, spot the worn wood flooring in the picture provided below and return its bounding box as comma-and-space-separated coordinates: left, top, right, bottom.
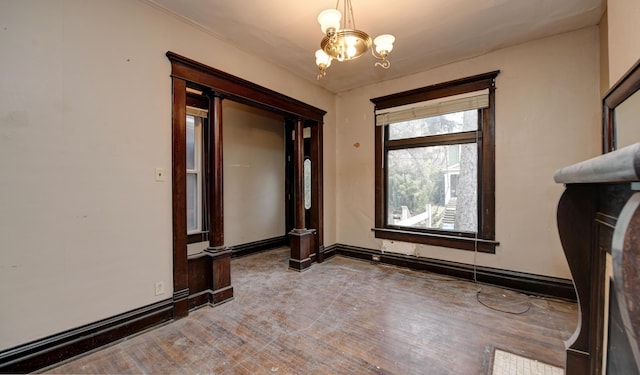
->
45, 248, 577, 374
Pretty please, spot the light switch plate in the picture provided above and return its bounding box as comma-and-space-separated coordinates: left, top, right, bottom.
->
155, 168, 165, 182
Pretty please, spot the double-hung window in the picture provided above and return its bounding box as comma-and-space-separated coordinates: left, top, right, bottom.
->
372, 71, 500, 253
186, 103, 208, 244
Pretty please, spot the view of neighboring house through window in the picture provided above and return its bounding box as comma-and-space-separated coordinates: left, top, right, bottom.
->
372, 71, 499, 253
386, 109, 478, 233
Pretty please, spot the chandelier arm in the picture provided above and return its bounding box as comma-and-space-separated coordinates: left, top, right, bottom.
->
371, 48, 391, 69
374, 60, 391, 69
370, 47, 387, 60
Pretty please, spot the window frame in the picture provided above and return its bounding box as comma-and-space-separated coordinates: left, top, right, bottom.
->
185, 93, 210, 245
371, 71, 500, 253
186, 114, 204, 234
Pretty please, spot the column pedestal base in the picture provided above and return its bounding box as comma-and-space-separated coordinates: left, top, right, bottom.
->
289, 229, 314, 272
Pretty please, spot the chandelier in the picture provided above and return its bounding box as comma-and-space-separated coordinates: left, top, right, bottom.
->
315, 0, 395, 80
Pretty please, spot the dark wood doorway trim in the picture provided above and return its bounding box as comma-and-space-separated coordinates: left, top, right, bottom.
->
167, 52, 326, 316
284, 119, 325, 267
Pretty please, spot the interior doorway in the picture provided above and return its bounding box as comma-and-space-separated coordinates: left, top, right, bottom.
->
167, 51, 326, 317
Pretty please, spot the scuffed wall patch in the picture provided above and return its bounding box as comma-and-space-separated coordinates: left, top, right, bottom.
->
381, 240, 416, 256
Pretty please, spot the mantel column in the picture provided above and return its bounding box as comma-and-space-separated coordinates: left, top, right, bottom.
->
204, 93, 233, 304
289, 118, 313, 271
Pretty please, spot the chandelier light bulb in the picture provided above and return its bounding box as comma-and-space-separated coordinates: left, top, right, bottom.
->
373, 34, 395, 55
315, 49, 332, 68
318, 9, 341, 34
346, 45, 357, 58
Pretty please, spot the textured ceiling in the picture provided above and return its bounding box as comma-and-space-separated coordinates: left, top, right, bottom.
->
148, 0, 602, 93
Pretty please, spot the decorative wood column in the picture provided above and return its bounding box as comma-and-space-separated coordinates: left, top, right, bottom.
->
171, 77, 189, 319
203, 94, 234, 304
311, 123, 325, 262
289, 118, 314, 271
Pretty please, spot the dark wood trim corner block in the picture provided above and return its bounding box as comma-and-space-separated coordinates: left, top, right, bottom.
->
332, 243, 576, 301
289, 230, 314, 272
0, 300, 173, 374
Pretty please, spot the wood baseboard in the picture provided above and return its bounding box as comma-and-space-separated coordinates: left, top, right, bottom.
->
329, 243, 576, 301
0, 299, 173, 374
230, 236, 288, 258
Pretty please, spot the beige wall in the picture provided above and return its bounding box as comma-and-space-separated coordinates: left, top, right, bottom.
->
607, 0, 640, 85
605, 0, 640, 149
599, 10, 610, 95
223, 101, 286, 246
0, 0, 604, 353
335, 27, 601, 278
0, 0, 335, 351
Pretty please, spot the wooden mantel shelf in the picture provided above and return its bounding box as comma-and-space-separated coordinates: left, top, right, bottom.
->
555, 141, 640, 375
554, 143, 640, 184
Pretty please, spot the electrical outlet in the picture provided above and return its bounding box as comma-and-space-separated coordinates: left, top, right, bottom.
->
155, 281, 165, 296
155, 168, 165, 182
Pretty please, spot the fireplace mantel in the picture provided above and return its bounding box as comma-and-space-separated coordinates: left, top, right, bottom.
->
555, 143, 640, 374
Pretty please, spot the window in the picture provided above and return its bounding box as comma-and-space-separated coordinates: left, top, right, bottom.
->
371, 71, 500, 253
186, 114, 203, 233
185, 101, 209, 244
304, 158, 312, 210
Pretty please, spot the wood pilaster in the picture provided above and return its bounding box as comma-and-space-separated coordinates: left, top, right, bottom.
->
205, 93, 233, 303
293, 118, 305, 230
171, 77, 189, 319
289, 118, 313, 271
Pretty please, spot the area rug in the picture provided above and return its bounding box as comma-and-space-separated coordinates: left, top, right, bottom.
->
492, 349, 563, 375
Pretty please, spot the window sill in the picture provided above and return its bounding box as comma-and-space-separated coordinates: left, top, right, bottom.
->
372, 227, 498, 253
187, 231, 209, 244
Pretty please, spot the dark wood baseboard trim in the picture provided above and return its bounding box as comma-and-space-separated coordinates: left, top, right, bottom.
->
331, 243, 577, 301
173, 288, 190, 319
0, 299, 173, 374
288, 257, 312, 272
187, 250, 234, 311
230, 236, 288, 258
188, 286, 235, 312
320, 244, 339, 260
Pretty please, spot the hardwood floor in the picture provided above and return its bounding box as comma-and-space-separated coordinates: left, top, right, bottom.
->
45, 248, 577, 374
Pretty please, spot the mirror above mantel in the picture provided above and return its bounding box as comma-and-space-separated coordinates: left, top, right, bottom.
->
603, 58, 640, 153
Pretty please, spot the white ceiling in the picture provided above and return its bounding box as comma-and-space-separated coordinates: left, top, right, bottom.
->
148, 0, 603, 93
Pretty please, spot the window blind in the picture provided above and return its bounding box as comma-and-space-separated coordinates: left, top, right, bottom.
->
375, 89, 489, 126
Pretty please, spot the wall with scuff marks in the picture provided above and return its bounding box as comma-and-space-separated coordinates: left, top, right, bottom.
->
335, 27, 600, 279
223, 101, 286, 246
0, 0, 336, 351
